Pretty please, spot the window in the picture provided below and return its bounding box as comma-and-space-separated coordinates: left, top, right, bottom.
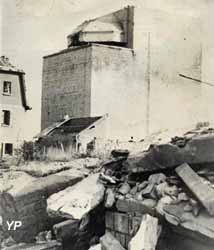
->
3, 81, 12, 95
2, 110, 11, 126
5, 143, 13, 155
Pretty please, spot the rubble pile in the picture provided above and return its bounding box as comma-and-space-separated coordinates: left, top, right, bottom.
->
105, 169, 204, 218
99, 128, 214, 250
0, 173, 105, 250
2, 126, 214, 250
47, 174, 105, 250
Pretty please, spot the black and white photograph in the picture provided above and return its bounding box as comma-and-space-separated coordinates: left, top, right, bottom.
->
0, 0, 214, 249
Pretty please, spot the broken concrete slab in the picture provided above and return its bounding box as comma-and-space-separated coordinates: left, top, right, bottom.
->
52, 202, 105, 250
166, 230, 214, 250
102, 157, 126, 171
47, 174, 105, 220
162, 203, 214, 241
125, 135, 214, 173
0, 175, 81, 243
8, 174, 82, 198
53, 219, 79, 242
129, 214, 160, 250
176, 163, 214, 215
1, 241, 62, 250
0, 171, 35, 193
115, 198, 155, 215
100, 232, 125, 250
10, 162, 71, 177
10, 158, 100, 177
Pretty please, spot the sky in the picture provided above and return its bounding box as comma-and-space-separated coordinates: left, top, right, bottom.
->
1, 0, 214, 139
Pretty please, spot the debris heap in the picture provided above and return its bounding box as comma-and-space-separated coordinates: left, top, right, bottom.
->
2, 126, 214, 250
100, 127, 214, 250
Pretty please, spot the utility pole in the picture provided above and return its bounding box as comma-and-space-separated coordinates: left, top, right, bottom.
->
146, 32, 151, 136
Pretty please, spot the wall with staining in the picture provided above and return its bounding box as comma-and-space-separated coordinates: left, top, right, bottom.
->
41, 5, 202, 140
89, 8, 202, 140
133, 6, 202, 134
90, 44, 145, 140
41, 45, 92, 130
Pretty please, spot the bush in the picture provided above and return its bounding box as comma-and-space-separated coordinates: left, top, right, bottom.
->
46, 145, 80, 162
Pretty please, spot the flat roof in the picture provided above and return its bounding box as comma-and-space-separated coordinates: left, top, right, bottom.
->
43, 43, 133, 59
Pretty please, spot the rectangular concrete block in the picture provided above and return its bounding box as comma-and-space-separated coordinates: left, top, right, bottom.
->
176, 163, 214, 216
116, 199, 155, 215
105, 211, 114, 230
116, 199, 130, 213
114, 212, 129, 234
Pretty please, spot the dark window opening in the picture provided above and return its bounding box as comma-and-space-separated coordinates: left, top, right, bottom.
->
3, 81, 12, 95
5, 143, 13, 155
2, 110, 11, 125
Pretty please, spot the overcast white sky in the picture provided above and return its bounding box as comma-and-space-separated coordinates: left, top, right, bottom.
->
1, 0, 214, 139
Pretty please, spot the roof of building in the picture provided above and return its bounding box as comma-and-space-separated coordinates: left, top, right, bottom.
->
43, 43, 132, 59
36, 116, 103, 139
66, 6, 134, 48
68, 19, 123, 38
0, 56, 24, 73
0, 56, 31, 110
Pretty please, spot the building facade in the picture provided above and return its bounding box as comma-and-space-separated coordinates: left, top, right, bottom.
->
42, 5, 202, 141
0, 56, 30, 157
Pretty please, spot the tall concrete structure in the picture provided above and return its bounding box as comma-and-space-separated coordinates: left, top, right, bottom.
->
0, 56, 30, 157
41, 6, 135, 134
42, 5, 202, 141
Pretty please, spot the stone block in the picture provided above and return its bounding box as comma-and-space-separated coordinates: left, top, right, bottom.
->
114, 212, 129, 234
100, 232, 125, 250
105, 211, 114, 230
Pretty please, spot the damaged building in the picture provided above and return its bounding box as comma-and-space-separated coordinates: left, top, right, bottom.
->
0, 56, 31, 158
1, 2, 214, 250
41, 5, 202, 144
36, 115, 108, 153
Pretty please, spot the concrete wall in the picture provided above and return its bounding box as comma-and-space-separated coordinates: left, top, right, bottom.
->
0, 73, 27, 155
91, 6, 134, 48
41, 6, 202, 140
41, 45, 92, 130
77, 114, 108, 153
89, 8, 202, 140
133, 6, 202, 134
90, 44, 144, 140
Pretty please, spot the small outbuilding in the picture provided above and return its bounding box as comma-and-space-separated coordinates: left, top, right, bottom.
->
35, 115, 108, 154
